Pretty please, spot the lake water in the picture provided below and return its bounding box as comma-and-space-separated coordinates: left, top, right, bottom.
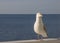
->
0, 14, 60, 41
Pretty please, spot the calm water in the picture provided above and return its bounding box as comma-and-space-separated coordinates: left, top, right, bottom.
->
0, 14, 60, 41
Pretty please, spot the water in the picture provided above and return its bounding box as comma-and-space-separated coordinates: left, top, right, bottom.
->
0, 14, 60, 41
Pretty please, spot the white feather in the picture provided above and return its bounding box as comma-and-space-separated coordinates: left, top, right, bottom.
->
34, 12, 47, 37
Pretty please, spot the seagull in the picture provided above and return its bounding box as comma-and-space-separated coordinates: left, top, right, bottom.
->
34, 12, 48, 39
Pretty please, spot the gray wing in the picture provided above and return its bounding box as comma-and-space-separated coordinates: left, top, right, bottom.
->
43, 25, 48, 36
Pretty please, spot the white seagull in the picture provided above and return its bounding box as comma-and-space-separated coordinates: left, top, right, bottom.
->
34, 12, 48, 39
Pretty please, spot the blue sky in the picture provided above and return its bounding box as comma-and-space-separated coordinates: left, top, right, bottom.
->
0, 0, 60, 14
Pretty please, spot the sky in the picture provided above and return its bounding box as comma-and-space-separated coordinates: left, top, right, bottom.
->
0, 0, 60, 14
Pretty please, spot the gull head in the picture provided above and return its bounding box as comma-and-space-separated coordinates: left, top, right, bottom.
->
36, 12, 43, 18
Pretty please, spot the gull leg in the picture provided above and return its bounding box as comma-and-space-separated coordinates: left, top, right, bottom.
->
41, 36, 43, 39
37, 34, 40, 39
